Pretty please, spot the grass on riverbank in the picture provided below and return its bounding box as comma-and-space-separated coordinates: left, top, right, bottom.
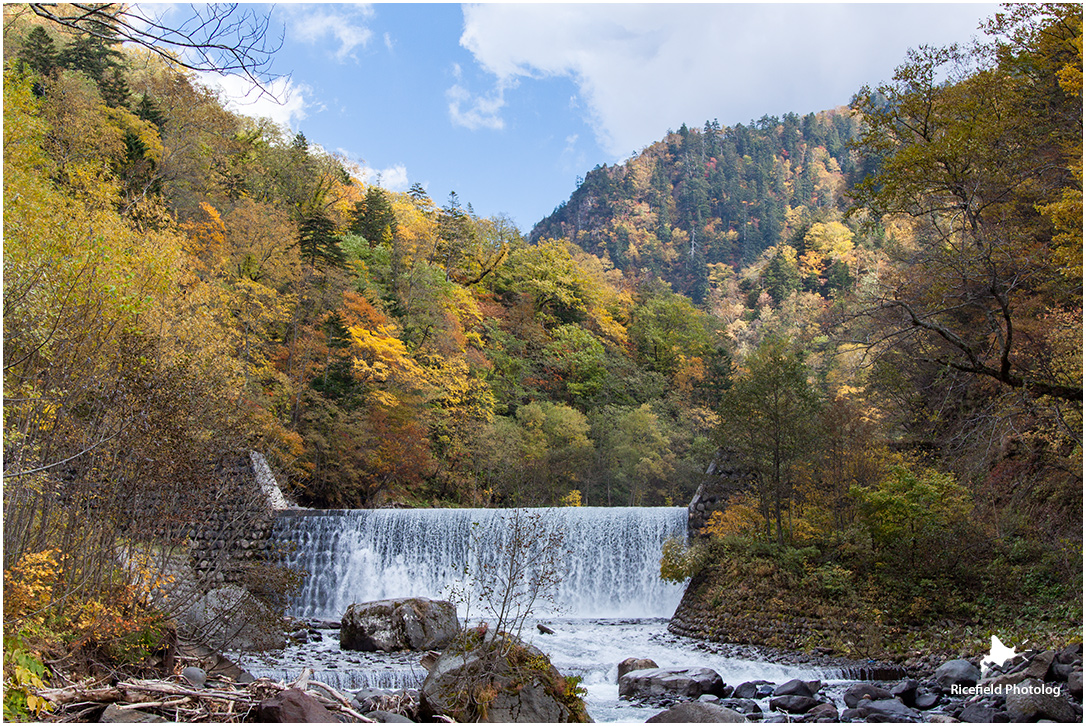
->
667, 534, 1082, 666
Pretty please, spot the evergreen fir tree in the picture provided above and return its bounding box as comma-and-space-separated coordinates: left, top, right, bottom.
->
311, 312, 355, 400
350, 186, 397, 246
58, 27, 128, 107
98, 66, 130, 108
135, 93, 167, 129
18, 26, 59, 77
297, 211, 346, 268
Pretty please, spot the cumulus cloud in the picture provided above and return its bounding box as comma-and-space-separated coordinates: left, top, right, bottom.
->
459, 4, 995, 158
202, 74, 311, 131
359, 163, 411, 192
285, 4, 376, 62
447, 63, 510, 131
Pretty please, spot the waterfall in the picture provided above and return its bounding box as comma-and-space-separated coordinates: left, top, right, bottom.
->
274, 507, 687, 621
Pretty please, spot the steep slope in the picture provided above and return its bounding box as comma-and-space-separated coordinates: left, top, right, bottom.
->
532, 109, 862, 302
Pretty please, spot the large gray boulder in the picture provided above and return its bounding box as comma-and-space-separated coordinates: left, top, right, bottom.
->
420, 639, 588, 722
934, 658, 981, 692
1004, 677, 1078, 722
850, 698, 921, 722
619, 667, 726, 701
768, 695, 820, 714
959, 703, 1000, 722
646, 701, 747, 722
341, 598, 458, 652
1069, 668, 1083, 700
256, 688, 336, 723
772, 679, 817, 698
805, 702, 838, 720
732, 680, 774, 699
1057, 642, 1083, 665
842, 683, 893, 709
176, 585, 286, 652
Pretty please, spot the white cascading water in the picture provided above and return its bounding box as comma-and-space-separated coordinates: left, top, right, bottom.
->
275, 507, 688, 621
245, 506, 832, 717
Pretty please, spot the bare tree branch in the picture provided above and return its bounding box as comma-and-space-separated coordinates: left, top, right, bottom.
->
29, 3, 285, 93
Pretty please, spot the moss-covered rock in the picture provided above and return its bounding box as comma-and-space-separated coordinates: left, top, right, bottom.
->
420, 633, 591, 722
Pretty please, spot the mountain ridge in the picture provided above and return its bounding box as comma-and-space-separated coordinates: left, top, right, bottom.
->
531, 107, 862, 302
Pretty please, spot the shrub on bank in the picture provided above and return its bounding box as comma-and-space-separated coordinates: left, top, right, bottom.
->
669, 459, 1082, 660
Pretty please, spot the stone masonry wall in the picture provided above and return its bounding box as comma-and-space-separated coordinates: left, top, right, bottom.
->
687, 449, 757, 535
187, 453, 280, 585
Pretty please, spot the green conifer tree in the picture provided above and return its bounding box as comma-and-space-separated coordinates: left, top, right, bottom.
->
297, 211, 346, 268
18, 26, 59, 77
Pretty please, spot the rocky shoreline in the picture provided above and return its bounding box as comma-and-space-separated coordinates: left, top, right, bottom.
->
262, 613, 1084, 723
618, 641, 1083, 723
42, 595, 1080, 723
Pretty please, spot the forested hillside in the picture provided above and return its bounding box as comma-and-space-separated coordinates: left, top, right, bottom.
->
2, 2, 1081, 705
532, 110, 862, 303
2, 5, 729, 524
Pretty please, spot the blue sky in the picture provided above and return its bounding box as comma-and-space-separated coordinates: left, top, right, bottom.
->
173, 3, 999, 232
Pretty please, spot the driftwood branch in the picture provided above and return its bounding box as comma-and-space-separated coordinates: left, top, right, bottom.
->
37, 673, 380, 723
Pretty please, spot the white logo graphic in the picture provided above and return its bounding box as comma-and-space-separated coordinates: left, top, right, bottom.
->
980, 635, 1018, 674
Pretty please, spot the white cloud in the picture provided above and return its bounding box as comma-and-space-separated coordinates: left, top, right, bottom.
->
284, 4, 375, 62
359, 164, 411, 192
447, 82, 508, 131
446, 63, 510, 131
202, 74, 311, 131
459, 4, 996, 159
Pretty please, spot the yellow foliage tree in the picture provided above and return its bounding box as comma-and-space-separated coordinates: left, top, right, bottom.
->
701, 494, 766, 539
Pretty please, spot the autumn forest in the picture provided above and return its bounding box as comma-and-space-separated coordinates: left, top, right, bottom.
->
2, 2, 1082, 706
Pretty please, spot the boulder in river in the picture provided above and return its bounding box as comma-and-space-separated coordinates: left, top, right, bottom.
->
645, 701, 747, 722
1069, 668, 1083, 700
934, 658, 981, 692
617, 657, 659, 681
1057, 642, 1083, 665
420, 635, 590, 722
732, 680, 774, 700
842, 682, 893, 708
619, 667, 727, 701
771, 678, 817, 698
768, 694, 820, 714
341, 598, 458, 652
1004, 677, 1078, 722
805, 701, 838, 720
847, 698, 921, 722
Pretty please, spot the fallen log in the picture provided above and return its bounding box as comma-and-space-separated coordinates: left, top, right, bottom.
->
37, 683, 124, 706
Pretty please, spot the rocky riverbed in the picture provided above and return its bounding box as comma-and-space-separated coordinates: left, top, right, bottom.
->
227, 616, 1083, 722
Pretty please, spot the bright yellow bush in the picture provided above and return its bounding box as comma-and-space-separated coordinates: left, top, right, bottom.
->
3, 550, 60, 635
701, 494, 765, 538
